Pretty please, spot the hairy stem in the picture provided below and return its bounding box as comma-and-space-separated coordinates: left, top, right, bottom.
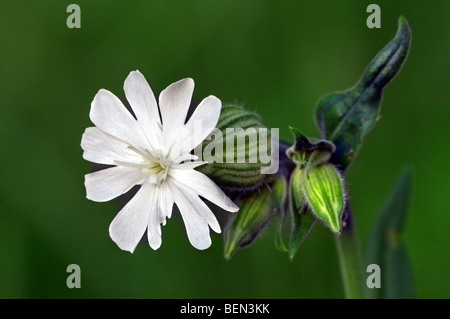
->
334, 205, 366, 299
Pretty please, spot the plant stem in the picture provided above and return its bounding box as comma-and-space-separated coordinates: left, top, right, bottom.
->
334, 205, 366, 299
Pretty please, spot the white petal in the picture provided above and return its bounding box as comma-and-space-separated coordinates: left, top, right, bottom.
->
81, 127, 142, 165
124, 71, 163, 150
157, 183, 174, 220
124, 70, 160, 125
147, 203, 162, 250
146, 121, 164, 151
171, 152, 199, 164
169, 95, 221, 160
85, 166, 144, 202
159, 78, 194, 130
167, 181, 212, 250
171, 181, 221, 233
171, 161, 207, 170
169, 168, 239, 213
90, 89, 147, 148
109, 183, 154, 253
147, 184, 174, 250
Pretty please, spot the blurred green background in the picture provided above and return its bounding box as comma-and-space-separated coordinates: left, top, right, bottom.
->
1, 0, 449, 298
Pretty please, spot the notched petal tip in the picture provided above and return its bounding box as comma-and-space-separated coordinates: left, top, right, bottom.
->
125, 70, 149, 86
109, 228, 136, 253
109, 220, 142, 254
149, 240, 162, 251
92, 88, 111, 101
203, 94, 221, 105
125, 71, 144, 87
84, 174, 97, 202
159, 77, 196, 129
179, 77, 195, 87
198, 95, 222, 118
228, 202, 240, 213
162, 77, 195, 95
192, 239, 212, 251
129, 69, 143, 76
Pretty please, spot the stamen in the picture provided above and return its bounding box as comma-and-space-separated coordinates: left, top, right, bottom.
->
116, 147, 172, 187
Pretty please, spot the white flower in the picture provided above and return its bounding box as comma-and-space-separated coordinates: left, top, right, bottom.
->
81, 70, 239, 252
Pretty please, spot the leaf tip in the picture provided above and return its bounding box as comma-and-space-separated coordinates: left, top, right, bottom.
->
288, 249, 296, 262
396, 15, 412, 47
398, 15, 409, 29
288, 126, 302, 139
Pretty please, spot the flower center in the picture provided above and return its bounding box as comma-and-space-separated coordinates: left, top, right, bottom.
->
143, 150, 171, 185
115, 147, 172, 186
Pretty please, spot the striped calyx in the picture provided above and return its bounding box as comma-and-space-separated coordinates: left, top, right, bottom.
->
286, 127, 335, 173
302, 164, 345, 233
287, 127, 345, 233
223, 187, 273, 259
197, 104, 272, 191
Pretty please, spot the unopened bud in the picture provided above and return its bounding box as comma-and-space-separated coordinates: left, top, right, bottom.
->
197, 104, 273, 191
286, 127, 335, 175
303, 164, 345, 233
288, 168, 315, 260
223, 187, 272, 259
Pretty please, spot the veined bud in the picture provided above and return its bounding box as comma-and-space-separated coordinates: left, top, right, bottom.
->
302, 164, 345, 233
288, 168, 315, 260
286, 127, 345, 234
196, 104, 274, 191
223, 187, 273, 260
273, 174, 288, 210
286, 126, 335, 172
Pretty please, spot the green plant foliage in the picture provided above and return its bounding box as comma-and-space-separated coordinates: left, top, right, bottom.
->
364, 168, 417, 299
315, 17, 412, 170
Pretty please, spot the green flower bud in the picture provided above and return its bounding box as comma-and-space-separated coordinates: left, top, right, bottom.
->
223, 187, 273, 260
288, 168, 315, 260
285, 127, 344, 234
303, 164, 345, 233
273, 174, 288, 210
197, 104, 272, 191
286, 127, 335, 176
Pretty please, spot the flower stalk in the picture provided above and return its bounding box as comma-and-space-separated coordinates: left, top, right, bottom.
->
334, 206, 365, 299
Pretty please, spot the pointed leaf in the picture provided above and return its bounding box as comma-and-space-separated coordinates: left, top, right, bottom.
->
274, 217, 288, 253
364, 168, 417, 298
315, 17, 411, 170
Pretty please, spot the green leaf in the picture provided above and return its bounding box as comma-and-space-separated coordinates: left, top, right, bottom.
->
288, 207, 315, 261
223, 187, 272, 260
274, 216, 288, 253
302, 164, 345, 233
315, 16, 411, 169
364, 168, 417, 299
288, 168, 315, 260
